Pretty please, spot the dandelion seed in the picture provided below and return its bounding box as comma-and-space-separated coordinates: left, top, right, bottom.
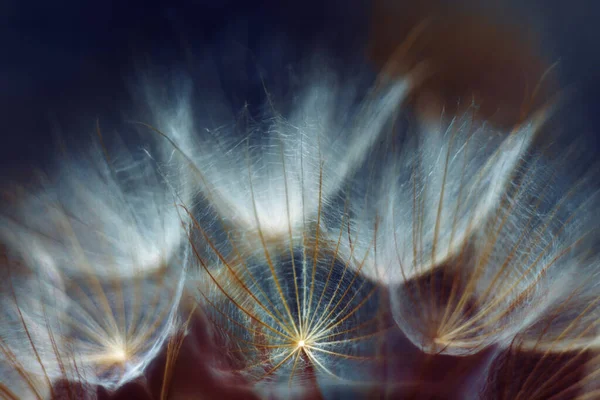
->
155, 60, 421, 397
319, 65, 588, 360
0, 130, 191, 391
190, 231, 388, 397
327, 97, 548, 351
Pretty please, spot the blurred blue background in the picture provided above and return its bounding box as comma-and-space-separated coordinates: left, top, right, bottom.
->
1, 0, 598, 173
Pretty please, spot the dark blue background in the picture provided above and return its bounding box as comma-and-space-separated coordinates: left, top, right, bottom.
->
1, 0, 599, 173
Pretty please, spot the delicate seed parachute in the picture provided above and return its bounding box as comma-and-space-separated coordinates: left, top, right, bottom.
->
339, 103, 573, 356
157, 60, 427, 397
0, 127, 191, 394
335, 92, 600, 359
